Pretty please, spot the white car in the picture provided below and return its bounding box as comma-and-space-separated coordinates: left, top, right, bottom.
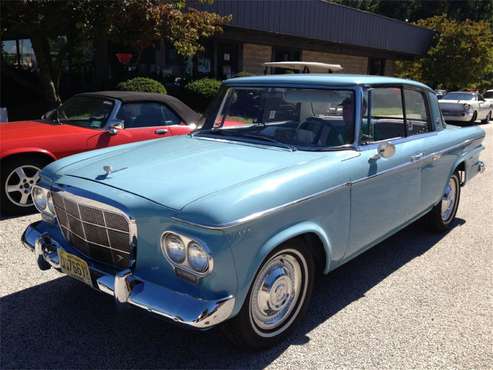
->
484, 90, 493, 104
439, 91, 492, 124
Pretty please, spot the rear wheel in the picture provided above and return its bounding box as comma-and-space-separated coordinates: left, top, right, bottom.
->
426, 172, 461, 232
481, 111, 491, 124
223, 239, 315, 350
0, 156, 50, 215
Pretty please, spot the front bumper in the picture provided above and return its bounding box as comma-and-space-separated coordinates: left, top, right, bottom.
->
21, 221, 235, 329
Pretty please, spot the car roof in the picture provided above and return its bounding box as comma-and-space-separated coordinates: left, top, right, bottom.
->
76, 91, 200, 124
224, 74, 432, 91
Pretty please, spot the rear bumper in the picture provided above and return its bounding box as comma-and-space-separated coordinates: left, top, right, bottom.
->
21, 221, 235, 329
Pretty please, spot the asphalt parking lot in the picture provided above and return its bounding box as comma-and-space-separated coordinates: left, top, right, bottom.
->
1, 123, 492, 369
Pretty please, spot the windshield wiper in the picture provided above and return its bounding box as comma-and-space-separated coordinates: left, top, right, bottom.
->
234, 133, 296, 151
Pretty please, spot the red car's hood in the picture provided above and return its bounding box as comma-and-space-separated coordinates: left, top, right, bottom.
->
0, 120, 92, 142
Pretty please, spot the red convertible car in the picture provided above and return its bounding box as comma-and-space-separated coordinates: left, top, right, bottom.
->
0, 91, 200, 214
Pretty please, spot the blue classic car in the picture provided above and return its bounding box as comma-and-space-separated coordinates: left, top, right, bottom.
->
22, 75, 486, 349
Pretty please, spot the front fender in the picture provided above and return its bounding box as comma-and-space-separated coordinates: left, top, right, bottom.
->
257, 221, 333, 274
0, 147, 57, 161
231, 220, 334, 316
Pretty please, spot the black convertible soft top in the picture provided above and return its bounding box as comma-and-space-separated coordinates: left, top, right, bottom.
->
77, 91, 201, 124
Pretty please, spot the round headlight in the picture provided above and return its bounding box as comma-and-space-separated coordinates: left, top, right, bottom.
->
32, 186, 47, 211
163, 233, 186, 263
463, 103, 471, 111
47, 191, 55, 214
187, 242, 210, 273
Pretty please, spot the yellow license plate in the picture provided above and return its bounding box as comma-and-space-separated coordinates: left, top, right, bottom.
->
58, 249, 93, 286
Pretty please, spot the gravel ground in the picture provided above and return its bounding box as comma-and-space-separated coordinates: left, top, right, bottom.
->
1, 124, 492, 369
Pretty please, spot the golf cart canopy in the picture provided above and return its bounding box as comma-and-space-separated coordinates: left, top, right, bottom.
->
263, 61, 344, 73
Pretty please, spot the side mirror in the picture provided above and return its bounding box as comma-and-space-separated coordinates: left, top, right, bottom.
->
107, 120, 124, 135
371, 141, 396, 160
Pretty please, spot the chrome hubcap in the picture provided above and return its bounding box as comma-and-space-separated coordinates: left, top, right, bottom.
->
441, 177, 457, 221
5, 165, 41, 207
250, 250, 306, 336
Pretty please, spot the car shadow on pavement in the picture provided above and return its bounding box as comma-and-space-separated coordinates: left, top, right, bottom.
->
0, 218, 465, 369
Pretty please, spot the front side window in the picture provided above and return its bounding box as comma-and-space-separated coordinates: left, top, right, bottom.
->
116, 102, 181, 128
361, 87, 405, 143
56, 96, 114, 129
428, 92, 446, 130
404, 89, 430, 135
199, 87, 355, 150
484, 91, 493, 99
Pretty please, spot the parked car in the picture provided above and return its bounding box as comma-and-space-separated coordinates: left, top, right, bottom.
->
23, 75, 486, 350
435, 89, 447, 100
439, 91, 492, 124
1, 91, 200, 214
484, 89, 493, 104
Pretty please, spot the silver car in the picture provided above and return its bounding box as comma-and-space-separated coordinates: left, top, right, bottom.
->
439, 91, 492, 124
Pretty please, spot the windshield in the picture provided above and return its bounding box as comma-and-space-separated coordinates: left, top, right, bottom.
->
198, 87, 355, 150
442, 92, 475, 101
55, 96, 115, 128
484, 91, 493, 99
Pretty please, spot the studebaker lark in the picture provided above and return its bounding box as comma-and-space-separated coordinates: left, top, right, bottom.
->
22, 75, 485, 349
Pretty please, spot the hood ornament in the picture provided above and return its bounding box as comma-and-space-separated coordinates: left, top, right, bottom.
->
103, 165, 112, 176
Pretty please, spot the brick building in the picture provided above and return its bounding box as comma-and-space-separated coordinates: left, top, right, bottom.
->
153, 0, 433, 79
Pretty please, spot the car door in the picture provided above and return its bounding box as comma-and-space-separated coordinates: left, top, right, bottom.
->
477, 94, 488, 119
347, 86, 423, 257
87, 101, 181, 149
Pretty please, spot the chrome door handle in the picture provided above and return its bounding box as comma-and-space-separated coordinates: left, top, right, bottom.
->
154, 129, 168, 135
411, 153, 424, 162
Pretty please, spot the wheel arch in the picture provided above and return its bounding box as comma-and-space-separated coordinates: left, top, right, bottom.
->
232, 221, 332, 317
0, 148, 57, 166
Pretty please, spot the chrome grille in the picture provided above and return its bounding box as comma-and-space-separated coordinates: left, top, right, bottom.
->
52, 191, 134, 269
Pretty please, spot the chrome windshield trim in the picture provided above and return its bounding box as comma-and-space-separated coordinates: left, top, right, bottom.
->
192, 135, 294, 152
172, 182, 349, 230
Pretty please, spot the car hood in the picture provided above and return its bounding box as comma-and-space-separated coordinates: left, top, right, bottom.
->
439, 99, 471, 105
0, 120, 90, 142
54, 135, 327, 211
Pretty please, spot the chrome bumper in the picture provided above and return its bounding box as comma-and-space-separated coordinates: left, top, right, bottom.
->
443, 111, 475, 122
21, 221, 235, 329
478, 161, 486, 174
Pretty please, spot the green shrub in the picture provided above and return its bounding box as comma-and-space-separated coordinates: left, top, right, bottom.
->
185, 78, 221, 99
117, 77, 167, 94
183, 78, 221, 112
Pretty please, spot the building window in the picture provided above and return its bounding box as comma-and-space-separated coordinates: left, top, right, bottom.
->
1, 39, 37, 70
368, 58, 386, 75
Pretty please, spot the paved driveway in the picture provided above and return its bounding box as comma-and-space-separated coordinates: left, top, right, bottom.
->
1, 124, 492, 369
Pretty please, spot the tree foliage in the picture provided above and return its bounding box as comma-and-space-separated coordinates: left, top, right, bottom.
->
1, 0, 229, 106
394, 16, 493, 90
332, 0, 493, 23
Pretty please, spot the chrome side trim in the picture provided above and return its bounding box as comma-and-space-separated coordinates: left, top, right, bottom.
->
172, 137, 484, 230
172, 182, 348, 230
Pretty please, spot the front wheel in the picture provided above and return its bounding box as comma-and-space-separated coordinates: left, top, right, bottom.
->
426, 172, 461, 232
469, 111, 478, 123
223, 239, 315, 350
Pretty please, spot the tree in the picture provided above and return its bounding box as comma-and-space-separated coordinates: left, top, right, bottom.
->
1, 0, 229, 107
332, 0, 493, 24
394, 16, 493, 90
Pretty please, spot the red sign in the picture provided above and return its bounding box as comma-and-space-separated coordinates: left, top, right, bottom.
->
116, 53, 133, 65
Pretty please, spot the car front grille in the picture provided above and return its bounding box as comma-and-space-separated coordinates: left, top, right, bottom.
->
52, 191, 135, 269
